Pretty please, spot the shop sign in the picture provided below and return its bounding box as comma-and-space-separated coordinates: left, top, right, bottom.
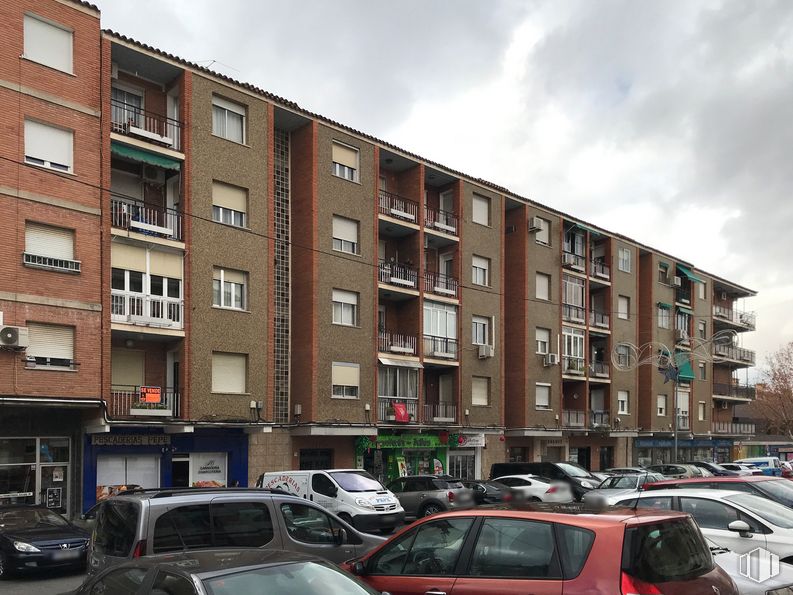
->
362, 433, 449, 452
140, 386, 162, 404
91, 434, 171, 446
458, 433, 486, 448
190, 452, 227, 488
46, 487, 62, 509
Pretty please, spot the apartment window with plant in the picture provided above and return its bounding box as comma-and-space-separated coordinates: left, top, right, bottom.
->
212, 96, 246, 144
332, 289, 358, 326
472, 194, 490, 226
378, 366, 417, 399
332, 215, 359, 255
472, 255, 490, 286
563, 275, 585, 322
536, 383, 551, 410
24, 222, 79, 273
213, 267, 247, 310
212, 181, 247, 228
617, 390, 630, 414
657, 304, 671, 329
535, 272, 551, 301
535, 217, 551, 246
211, 352, 247, 393
26, 322, 74, 369
618, 247, 632, 273
472, 376, 490, 406
536, 327, 550, 354
618, 295, 630, 320
331, 141, 359, 182
23, 14, 73, 74
24, 119, 72, 172
332, 362, 360, 399
471, 315, 490, 346
657, 394, 667, 416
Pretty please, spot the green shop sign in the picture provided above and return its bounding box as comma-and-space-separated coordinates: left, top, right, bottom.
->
355, 433, 458, 455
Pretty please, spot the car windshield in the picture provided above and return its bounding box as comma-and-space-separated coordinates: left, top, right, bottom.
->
329, 471, 384, 493
755, 479, 793, 508
601, 476, 640, 489
725, 494, 793, 528
0, 508, 69, 530
203, 561, 379, 595
557, 463, 595, 478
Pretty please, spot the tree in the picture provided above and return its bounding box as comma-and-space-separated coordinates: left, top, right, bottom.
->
749, 342, 793, 439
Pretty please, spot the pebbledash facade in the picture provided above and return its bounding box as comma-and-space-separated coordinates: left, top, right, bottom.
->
0, 0, 757, 517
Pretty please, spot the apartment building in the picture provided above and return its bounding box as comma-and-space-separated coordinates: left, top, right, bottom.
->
0, 0, 757, 516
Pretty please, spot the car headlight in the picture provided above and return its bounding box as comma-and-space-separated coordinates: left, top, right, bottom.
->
13, 541, 41, 553
580, 480, 593, 489
355, 497, 374, 509
766, 587, 793, 595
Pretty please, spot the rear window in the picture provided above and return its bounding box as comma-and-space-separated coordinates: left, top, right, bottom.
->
93, 500, 139, 557
432, 479, 463, 490
621, 518, 714, 583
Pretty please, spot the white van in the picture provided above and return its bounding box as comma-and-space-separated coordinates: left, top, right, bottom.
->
734, 456, 783, 476
257, 468, 405, 534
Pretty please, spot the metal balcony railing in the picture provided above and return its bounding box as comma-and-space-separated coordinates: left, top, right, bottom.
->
675, 287, 691, 305
424, 271, 459, 299
423, 335, 458, 359
712, 306, 757, 330
378, 331, 417, 355
563, 410, 586, 427
378, 259, 418, 289
424, 402, 457, 423
589, 259, 610, 280
712, 421, 756, 435
713, 344, 756, 365
111, 290, 184, 330
424, 205, 458, 236
111, 197, 183, 242
562, 251, 586, 270
590, 410, 610, 426
562, 356, 586, 375
111, 98, 182, 151
378, 190, 419, 223
562, 304, 586, 324
589, 310, 610, 328
713, 383, 756, 400
378, 397, 418, 423
677, 415, 690, 430
589, 361, 610, 378
109, 386, 178, 418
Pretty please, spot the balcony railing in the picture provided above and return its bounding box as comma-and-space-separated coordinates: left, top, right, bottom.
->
111, 290, 184, 330
562, 356, 585, 375
423, 335, 458, 359
677, 415, 690, 430
713, 383, 756, 400
589, 310, 610, 329
378, 396, 418, 423
424, 205, 458, 236
378, 331, 417, 355
424, 402, 457, 423
424, 271, 459, 299
675, 287, 691, 305
712, 421, 756, 435
111, 98, 182, 151
562, 304, 586, 324
563, 410, 586, 427
562, 251, 586, 271
111, 197, 183, 242
713, 306, 757, 330
589, 259, 610, 280
590, 410, 610, 426
589, 361, 610, 378
378, 259, 418, 289
713, 344, 756, 365
22, 252, 81, 274
378, 190, 419, 224
109, 386, 178, 418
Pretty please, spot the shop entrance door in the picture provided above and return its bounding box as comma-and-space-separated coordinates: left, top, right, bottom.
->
448, 450, 476, 480
40, 465, 68, 515
0, 438, 70, 513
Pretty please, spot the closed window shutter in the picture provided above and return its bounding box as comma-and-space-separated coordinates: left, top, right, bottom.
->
331, 142, 358, 168
25, 223, 74, 259
24, 120, 72, 169
332, 362, 360, 387
149, 251, 183, 279
111, 243, 146, 272
536, 384, 550, 407
212, 352, 247, 393
472, 195, 490, 225
111, 349, 145, 388
212, 182, 248, 213
332, 289, 357, 305
212, 96, 246, 116
221, 269, 246, 284
332, 216, 358, 242
27, 323, 74, 360
472, 377, 489, 406
24, 15, 73, 73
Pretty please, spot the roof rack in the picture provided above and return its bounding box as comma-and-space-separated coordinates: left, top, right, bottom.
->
116, 486, 293, 498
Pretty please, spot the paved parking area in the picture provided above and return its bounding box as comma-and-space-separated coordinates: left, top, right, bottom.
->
3, 567, 86, 595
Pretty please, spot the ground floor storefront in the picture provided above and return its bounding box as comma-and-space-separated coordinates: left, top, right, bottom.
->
504, 433, 634, 471
634, 437, 735, 465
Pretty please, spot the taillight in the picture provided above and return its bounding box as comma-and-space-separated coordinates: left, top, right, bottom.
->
447, 491, 455, 502
131, 540, 146, 558
546, 485, 558, 494
620, 572, 663, 595
502, 492, 513, 502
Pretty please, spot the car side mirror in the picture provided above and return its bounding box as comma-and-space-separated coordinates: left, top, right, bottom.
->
351, 560, 367, 576
728, 520, 752, 537
335, 527, 347, 546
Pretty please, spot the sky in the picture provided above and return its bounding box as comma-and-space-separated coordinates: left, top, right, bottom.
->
99, 0, 793, 372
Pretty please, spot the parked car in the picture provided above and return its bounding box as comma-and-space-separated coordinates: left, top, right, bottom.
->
734, 456, 783, 476
614, 488, 793, 562
643, 475, 793, 509
687, 461, 739, 476
387, 475, 474, 519
604, 466, 647, 475
719, 463, 762, 476
87, 487, 385, 576
69, 549, 380, 595
460, 480, 513, 505
491, 461, 601, 501
782, 461, 793, 479
493, 475, 574, 503
645, 463, 708, 478
583, 473, 666, 506
591, 471, 610, 483
707, 538, 793, 595
342, 506, 738, 594
0, 505, 89, 579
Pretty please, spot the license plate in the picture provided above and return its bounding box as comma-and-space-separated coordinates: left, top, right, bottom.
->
52, 550, 80, 561
380, 514, 398, 524
373, 497, 392, 505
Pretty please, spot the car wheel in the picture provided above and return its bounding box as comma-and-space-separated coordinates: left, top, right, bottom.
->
421, 503, 443, 517
0, 552, 13, 580
528, 496, 541, 502
338, 512, 354, 526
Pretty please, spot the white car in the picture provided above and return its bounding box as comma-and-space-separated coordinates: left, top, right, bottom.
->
720, 463, 763, 476
708, 539, 793, 594
616, 488, 793, 563
493, 474, 573, 503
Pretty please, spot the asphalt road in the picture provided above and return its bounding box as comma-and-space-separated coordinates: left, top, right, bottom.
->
3, 567, 86, 595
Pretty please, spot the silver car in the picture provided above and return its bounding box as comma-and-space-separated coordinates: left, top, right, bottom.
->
583, 472, 666, 506
386, 475, 474, 519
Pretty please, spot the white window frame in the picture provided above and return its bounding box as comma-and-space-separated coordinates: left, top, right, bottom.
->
536, 383, 551, 410
535, 217, 550, 246
698, 401, 706, 421
698, 281, 706, 300
657, 305, 671, 329
535, 272, 551, 301
535, 327, 550, 355
472, 315, 490, 346
423, 301, 457, 340
617, 390, 630, 415
378, 366, 418, 399
212, 267, 247, 310
212, 96, 246, 144
331, 141, 360, 183
618, 247, 632, 273
332, 289, 358, 327
657, 394, 667, 417
472, 255, 490, 287
23, 14, 73, 74
332, 215, 359, 255
332, 362, 360, 400
562, 326, 585, 360
24, 119, 73, 173
472, 376, 490, 406
212, 205, 246, 228
472, 194, 490, 226
618, 295, 630, 320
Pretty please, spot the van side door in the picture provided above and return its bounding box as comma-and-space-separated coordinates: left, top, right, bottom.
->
311, 472, 340, 512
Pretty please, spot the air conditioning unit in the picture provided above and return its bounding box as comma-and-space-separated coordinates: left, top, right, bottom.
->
672, 276, 682, 287
0, 326, 29, 350
543, 353, 559, 367
478, 344, 495, 359
675, 329, 689, 341
528, 216, 543, 232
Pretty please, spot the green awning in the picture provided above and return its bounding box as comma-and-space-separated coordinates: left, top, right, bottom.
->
675, 352, 696, 380
659, 261, 669, 268
677, 306, 693, 315
657, 301, 672, 309
572, 222, 602, 237
111, 141, 181, 171
677, 264, 704, 284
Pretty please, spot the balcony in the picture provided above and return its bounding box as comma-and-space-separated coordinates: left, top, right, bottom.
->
589, 362, 610, 379
378, 190, 419, 224
423, 335, 458, 360
712, 421, 756, 435
677, 415, 690, 430
424, 271, 459, 299
424, 205, 458, 236
589, 310, 610, 329
589, 259, 610, 280
111, 290, 184, 330
424, 402, 457, 423
713, 306, 756, 331
111, 197, 183, 242
562, 251, 586, 272
378, 260, 418, 290
111, 98, 182, 151
713, 382, 756, 401
378, 331, 417, 355
562, 356, 585, 376
590, 410, 610, 427
562, 304, 586, 324
563, 410, 586, 428
377, 396, 418, 423
675, 287, 691, 305
713, 344, 756, 366
109, 386, 178, 418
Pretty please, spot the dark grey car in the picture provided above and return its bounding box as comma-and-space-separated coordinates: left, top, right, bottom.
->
386, 475, 474, 519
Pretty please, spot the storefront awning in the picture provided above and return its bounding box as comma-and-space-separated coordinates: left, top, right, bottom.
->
111, 141, 181, 171
378, 357, 423, 369
677, 264, 705, 284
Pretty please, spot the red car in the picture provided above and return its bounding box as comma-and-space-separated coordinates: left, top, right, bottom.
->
643, 475, 793, 509
341, 507, 737, 595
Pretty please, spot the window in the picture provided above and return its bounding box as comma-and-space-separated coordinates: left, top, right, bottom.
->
536, 383, 551, 409
281, 503, 340, 544
617, 390, 629, 414
563, 275, 585, 320
212, 96, 246, 143
212, 181, 247, 228
26, 322, 74, 368
564, 230, 585, 256
469, 518, 560, 579
90, 568, 148, 595
332, 362, 359, 399
698, 320, 707, 339
618, 247, 631, 272
332, 289, 358, 326
699, 363, 707, 381
657, 304, 670, 329
212, 267, 247, 310
472, 315, 490, 346
424, 301, 457, 339
472, 194, 490, 226
211, 352, 247, 393
676, 310, 690, 333
658, 262, 670, 283
472, 376, 490, 406
472, 255, 490, 286
616, 344, 631, 367
562, 327, 585, 359
23, 14, 72, 74
657, 395, 667, 416
535, 327, 550, 354
212, 502, 274, 547
93, 500, 138, 558
378, 366, 418, 399
332, 216, 359, 254
679, 498, 740, 530
535, 217, 551, 245
536, 272, 551, 300
557, 525, 595, 580
698, 401, 706, 421
24, 119, 72, 172
331, 141, 359, 182
151, 572, 195, 595
698, 281, 706, 300
24, 222, 78, 272
618, 295, 630, 320
153, 504, 212, 553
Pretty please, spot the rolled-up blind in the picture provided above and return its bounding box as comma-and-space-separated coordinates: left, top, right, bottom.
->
24, 14, 73, 73
212, 181, 248, 212
25, 119, 72, 169
149, 251, 182, 279
111, 243, 146, 272
332, 216, 358, 242
27, 322, 74, 360
332, 362, 360, 387
25, 222, 74, 259
332, 142, 358, 168
111, 349, 145, 388
214, 268, 245, 284
212, 352, 247, 393
332, 289, 357, 305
